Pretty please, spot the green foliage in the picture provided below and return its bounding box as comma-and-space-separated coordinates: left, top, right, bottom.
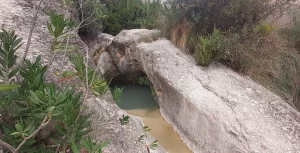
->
138, 126, 159, 151
69, 54, 109, 96
19, 56, 48, 94
112, 86, 123, 103
0, 56, 94, 152
163, 0, 291, 36
0, 84, 19, 91
138, 76, 152, 86
0, 29, 22, 83
0, 28, 109, 152
61, 70, 77, 77
102, 0, 162, 35
78, 137, 111, 153
193, 28, 223, 66
149, 140, 159, 150
143, 126, 151, 132
74, 0, 107, 34
46, 11, 75, 39
254, 23, 274, 37
45, 11, 77, 52
119, 115, 130, 125
92, 80, 109, 96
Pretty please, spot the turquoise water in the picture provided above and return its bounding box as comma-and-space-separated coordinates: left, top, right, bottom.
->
114, 83, 158, 110
112, 83, 193, 153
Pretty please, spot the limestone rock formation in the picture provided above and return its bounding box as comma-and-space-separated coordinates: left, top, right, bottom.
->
97, 29, 161, 80
97, 29, 300, 153
85, 92, 167, 153
0, 1, 166, 153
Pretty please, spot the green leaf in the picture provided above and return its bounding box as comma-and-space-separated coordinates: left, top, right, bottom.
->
24, 122, 34, 132
15, 123, 23, 132
8, 68, 19, 78
0, 84, 19, 91
152, 140, 158, 144
46, 106, 56, 112
71, 141, 80, 153
98, 140, 111, 150
10, 131, 21, 136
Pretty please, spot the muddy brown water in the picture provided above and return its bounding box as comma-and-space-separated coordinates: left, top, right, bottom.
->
114, 84, 193, 153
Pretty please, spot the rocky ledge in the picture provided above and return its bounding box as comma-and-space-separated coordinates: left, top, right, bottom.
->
96, 29, 300, 153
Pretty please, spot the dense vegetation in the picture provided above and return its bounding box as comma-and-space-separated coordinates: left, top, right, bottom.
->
0, 6, 111, 153
78, 0, 162, 36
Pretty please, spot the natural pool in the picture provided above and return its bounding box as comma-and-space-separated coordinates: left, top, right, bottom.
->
113, 83, 192, 153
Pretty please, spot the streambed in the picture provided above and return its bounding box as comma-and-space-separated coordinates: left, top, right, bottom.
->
114, 83, 192, 153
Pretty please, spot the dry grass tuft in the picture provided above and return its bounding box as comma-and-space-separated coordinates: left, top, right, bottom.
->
238, 32, 300, 110
170, 21, 191, 51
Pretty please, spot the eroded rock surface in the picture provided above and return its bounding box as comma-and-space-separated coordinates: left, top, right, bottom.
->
0, 1, 166, 153
97, 29, 300, 153
85, 92, 167, 153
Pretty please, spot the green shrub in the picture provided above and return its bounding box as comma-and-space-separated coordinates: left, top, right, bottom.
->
73, 0, 107, 34
46, 11, 76, 52
0, 29, 22, 83
102, 0, 162, 35
69, 54, 109, 96
0, 56, 95, 152
119, 115, 130, 125
193, 29, 223, 66
112, 86, 124, 103
0, 28, 109, 153
163, 0, 292, 36
254, 23, 274, 37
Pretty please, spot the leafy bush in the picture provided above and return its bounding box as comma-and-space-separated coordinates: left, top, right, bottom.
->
73, 0, 107, 34
138, 76, 152, 86
254, 23, 274, 37
162, 0, 294, 53
193, 29, 223, 66
46, 11, 76, 52
101, 0, 162, 35
119, 115, 130, 125
138, 126, 159, 153
164, 0, 292, 35
217, 28, 300, 110
69, 54, 109, 96
0, 29, 109, 153
112, 86, 124, 103
0, 29, 22, 83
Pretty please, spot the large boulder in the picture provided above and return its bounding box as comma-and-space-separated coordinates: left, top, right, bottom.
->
98, 29, 300, 153
97, 29, 161, 80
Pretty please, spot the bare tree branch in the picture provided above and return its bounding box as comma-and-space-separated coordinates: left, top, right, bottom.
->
0, 139, 16, 153
21, 0, 50, 65
0, 114, 51, 153
15, 115, 51, 152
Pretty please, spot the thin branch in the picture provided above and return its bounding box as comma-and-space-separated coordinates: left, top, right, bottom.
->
0, 139, 16, 153
0, 115, 50, 153
59, 31, 72, 75
21, 0, 45, 65
55, 144, 60, 153
15, 115, 51, 152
